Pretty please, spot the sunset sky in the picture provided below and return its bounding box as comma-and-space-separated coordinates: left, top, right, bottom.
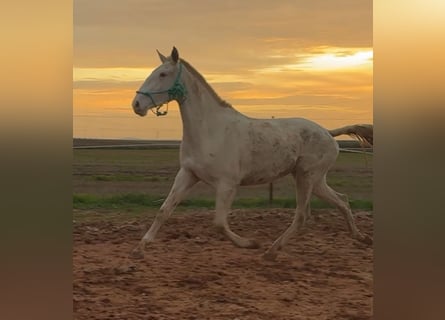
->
73, 0, 372, 140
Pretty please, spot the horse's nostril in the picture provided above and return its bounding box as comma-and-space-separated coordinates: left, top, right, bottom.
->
134, 100, 140, 108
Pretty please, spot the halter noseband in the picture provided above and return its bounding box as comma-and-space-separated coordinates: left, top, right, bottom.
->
135, 63, 187, 116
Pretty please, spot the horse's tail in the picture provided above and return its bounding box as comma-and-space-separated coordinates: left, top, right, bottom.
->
328, 124, 373, 147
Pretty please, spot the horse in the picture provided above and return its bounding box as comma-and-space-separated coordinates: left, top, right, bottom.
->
131, 47, 372, 261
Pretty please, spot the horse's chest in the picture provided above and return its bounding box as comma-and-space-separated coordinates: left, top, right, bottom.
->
180, 151, 232, 184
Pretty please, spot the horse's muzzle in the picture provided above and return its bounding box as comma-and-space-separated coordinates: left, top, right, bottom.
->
132, 99, 148, 117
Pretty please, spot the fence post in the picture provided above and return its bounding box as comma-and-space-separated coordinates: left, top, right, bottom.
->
269, 182, 274, 205
268, 115, 275, 205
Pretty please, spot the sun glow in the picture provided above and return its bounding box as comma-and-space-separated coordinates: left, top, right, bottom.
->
301, 49, 373, 70
257, 47, 373, 73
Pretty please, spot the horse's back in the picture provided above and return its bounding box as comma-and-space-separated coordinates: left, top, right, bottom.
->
238, 117, 337, 185
248, 117, 337, 153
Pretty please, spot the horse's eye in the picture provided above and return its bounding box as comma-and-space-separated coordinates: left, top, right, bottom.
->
160, 72, 167, 77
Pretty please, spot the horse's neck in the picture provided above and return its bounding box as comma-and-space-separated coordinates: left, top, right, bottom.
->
178, 67, 245, 144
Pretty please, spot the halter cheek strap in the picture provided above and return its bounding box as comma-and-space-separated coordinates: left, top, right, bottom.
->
136, 63, 187, 116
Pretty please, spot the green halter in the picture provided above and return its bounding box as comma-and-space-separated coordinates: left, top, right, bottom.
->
136, 63, 187, 116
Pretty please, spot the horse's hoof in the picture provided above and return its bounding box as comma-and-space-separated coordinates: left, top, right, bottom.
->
245, 239, 261, 249
129, 248, 145, 260
237, 238, 261, 249
262, 251, 277, 261
361, 234, 373, 245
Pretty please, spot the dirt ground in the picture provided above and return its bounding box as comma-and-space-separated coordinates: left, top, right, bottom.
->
73, 209, 373, 320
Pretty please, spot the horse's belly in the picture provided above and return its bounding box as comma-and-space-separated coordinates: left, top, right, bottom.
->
239, 153, 296, 186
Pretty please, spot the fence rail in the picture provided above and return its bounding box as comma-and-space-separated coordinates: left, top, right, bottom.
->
73, 138, 373, 153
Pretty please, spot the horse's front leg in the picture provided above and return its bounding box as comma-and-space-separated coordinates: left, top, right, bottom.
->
131, 168, 199, 258
213, 182, 260, 249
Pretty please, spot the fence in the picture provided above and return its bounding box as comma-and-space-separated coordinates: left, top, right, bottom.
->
73, 138, 372, 204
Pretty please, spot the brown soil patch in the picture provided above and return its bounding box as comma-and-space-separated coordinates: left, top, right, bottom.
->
73, 209, 373, 319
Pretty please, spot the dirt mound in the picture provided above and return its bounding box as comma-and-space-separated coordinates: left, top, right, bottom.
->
73, 209, 373, 320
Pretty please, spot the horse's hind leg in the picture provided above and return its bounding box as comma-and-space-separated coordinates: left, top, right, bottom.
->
213, 183, 260, 249
263, 171, 314, 261
130, 168, 199, 259
313, 177, 372, 245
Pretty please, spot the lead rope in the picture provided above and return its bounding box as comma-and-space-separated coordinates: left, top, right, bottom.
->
151, 103, 169, 116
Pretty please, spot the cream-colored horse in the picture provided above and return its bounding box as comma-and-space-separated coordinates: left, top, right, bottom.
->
131, 47, 372, 261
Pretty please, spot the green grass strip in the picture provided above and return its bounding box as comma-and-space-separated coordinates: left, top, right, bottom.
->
73, 193, 372, 211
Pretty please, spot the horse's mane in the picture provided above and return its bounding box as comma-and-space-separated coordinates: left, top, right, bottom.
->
180, 59, 233, 109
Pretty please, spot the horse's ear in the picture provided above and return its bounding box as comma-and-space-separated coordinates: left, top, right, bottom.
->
171, 46, 179, 64
157, 49, 167, 63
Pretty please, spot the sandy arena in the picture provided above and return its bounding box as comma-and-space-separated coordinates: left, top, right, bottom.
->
73, 208, 373, 319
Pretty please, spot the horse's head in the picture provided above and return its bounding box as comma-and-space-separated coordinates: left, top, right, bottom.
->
132, 47, 185, 117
